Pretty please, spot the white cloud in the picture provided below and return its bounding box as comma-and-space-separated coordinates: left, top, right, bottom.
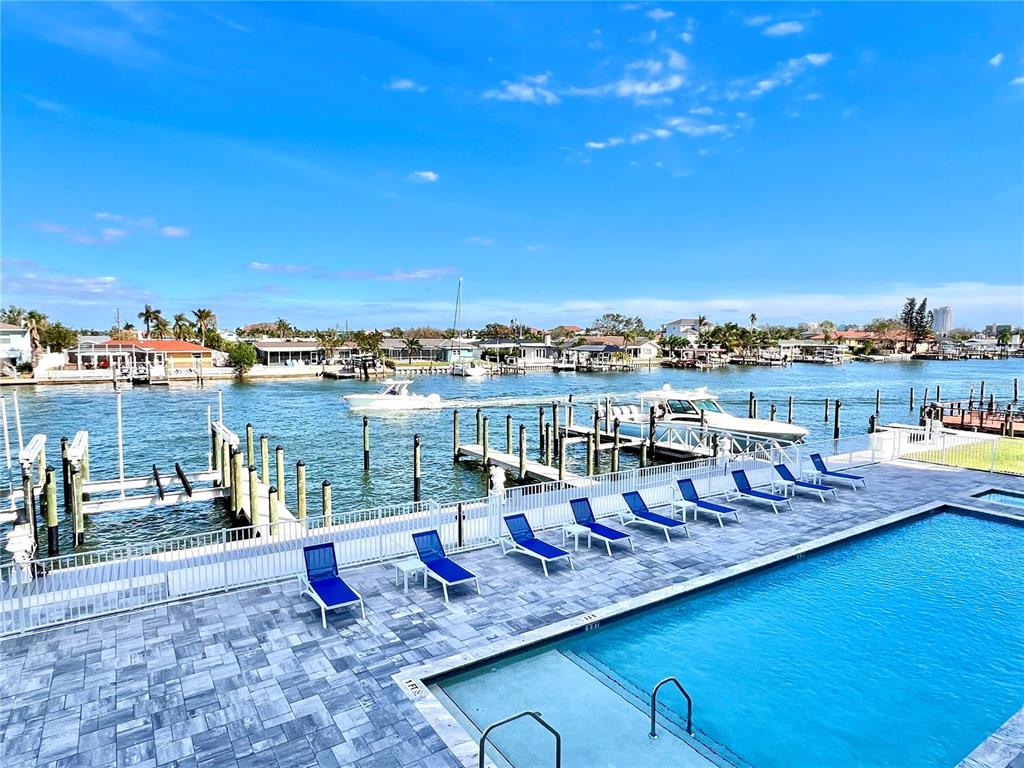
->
1012, 76, 1024, 86
652, 128, 671, 138
800, 93, 822, 101
483, 73, 559, 105
680, 17, 696, 44
665, 117, 729, 137
747, 53, 832, 97
585, 137, 625, 150
94, 212, 122, 221
465, 236, 494, 246
666, 49, 687, 70
744, 15, 772, 27
680, 32, 694, 44
101, 227, 127, 241
989, 53, 1004, 67
646, 8, 674, 21
248, 261, 311, 273
525, 244, 545, 252
749, 79, 780, 96
409, 170, 440, 183
22, 94, 64, 112
689, 105, 714, 115
628, 58, 663, 75
630, 30, 658, 44
159, 226, 189, 238
763, 21, 804, 37
387, 77, 427, 92
804, 53, 832, 66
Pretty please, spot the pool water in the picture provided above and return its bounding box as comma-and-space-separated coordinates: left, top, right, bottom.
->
436, 512, 1023, 768
975, 489, 1024, 508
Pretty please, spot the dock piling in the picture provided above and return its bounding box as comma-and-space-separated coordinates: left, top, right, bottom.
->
544, 424, 552, 466
482, 417, 489, 466
868, 414, 877, 434
362, 416, 370, 473
612, 418, 621, 473
1014, 378, 1019, 403
476, 408, 483, 444
558, 435, 566, 481
538, 407, 546, 457
61, 437, 71, 514
231, 448, 243, 517
551, 402, 560, 454
979, 381, 986, 403
519, 424, 527, 480
748, 391, 755, 419
936, 384, 941, 404
506, 414, 512, 454
787, 396, 794, 424
909, 387, 915, 412
769, 403, 777, 422
833, 400, 842, 440
586, 433, 594, 475
322, 480, 332, 526
296, 461, 306, 522
275, 446, 285, 503
413, 434, 422, 502
245, 423, 254, 467
875, 389, 881, 415
45, 465, 58, 556
452, 410, 460, 462
640, 442, 648, 468
824, 398, 830, 423
259, 435, 270, 485
268, 487, 278, 528
648, 407, 657, 462
248, 464, 260, 526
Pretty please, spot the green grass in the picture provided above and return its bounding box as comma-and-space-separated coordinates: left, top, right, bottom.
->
904, 437, 1024, 475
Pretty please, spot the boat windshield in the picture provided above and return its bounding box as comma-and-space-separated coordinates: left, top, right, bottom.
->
693, 399, 723, 413
666, 399, 698, 415
379, 382, 409, 396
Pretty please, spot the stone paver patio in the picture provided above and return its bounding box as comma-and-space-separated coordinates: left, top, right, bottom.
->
1, 460, 1022, 768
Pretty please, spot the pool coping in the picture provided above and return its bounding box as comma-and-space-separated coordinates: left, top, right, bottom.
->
394, 497, 1024, 768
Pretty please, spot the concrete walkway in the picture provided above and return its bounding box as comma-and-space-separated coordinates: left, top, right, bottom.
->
0, 461, 1021, 768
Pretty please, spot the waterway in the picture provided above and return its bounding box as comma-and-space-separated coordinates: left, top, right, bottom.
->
1, 359, 1019, 556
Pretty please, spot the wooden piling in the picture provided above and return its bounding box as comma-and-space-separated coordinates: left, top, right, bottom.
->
868, 414, 877, 434
909, 387, 915, 412
519, 424, 527, 480
586, 433, 594, 475
988, 393, 995, 413
81, 440, 89, 485
268, 487, 278, 528
923, 387, 929, 407
648, 406, 657, 462
769, 403, 777, 422
275, 446, 285, 503
787, 396, 794, 424
296, 460, 306, 522
567, 399, 574, 429
506, 414, 512, 454
875, 389, 881, 414
476, 408, 483, 444
538, 406, 546, 456
544, 424, 553, 466
481, 417, 489, 466
824, 398, 830, 423
748, 391, 755, 419
711, 433, 719, 457
833, 400, 842, 440
248, 464, 260, 526
362, 416, 370, 473
612, 418, 621, 473
45, 465, 58, 556
936, 384, 941, 404
413, 434, 422, 502
1014, 377, 1019, 403
260, 435, 270, 485
452, 409, 460, 462
69, 465, 82, 546
640, 443, 648, 468
220, 440, 230, 489
751, 398, 758, 420
551, 402, 560, 454
245, 423, 254, 467
322, 480, 332, 526
61, 437, 71, 514
212, 428, 221, 472
558, 435, 566, 481
979, 381, 985, 403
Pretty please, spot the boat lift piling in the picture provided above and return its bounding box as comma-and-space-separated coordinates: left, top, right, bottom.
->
413, 434, 422, 502
296, 461, 307, 521
788, 396, 794, 424
276, 446, 285, 503
362, 416, 370, 473
505, 415, 513, 454
260, 435, 270, 485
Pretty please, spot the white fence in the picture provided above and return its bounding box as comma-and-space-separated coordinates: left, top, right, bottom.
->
0, 425, 996, 636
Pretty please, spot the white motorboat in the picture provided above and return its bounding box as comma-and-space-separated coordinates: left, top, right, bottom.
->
451, 361, 488, 378
342, 379, 442, 411
605, 384, 809, 444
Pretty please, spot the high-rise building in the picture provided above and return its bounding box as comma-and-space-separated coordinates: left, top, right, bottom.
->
931, 306, 952, 336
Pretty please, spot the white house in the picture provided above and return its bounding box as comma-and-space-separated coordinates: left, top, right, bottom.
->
663, 318, 709, 344
0, 322, 32, 370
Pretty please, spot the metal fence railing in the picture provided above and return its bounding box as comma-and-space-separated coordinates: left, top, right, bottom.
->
0, 425, 999, 636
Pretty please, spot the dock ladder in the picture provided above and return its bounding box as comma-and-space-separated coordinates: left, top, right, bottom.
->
478, 710, 561, 768
649, 676, 694, 738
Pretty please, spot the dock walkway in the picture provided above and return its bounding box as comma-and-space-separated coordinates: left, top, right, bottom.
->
456, 443, 592, 486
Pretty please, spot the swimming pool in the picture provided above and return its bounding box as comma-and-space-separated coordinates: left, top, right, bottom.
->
434, 511, 1023, 767
974, 488, 1024, 508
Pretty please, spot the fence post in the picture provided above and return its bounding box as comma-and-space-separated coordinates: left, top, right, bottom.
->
989, 438, 997, 473
519, 424, 527, 480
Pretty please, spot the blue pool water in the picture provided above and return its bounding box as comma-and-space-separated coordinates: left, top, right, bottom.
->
975, 489, 1024, 508
437, 512, 1024, 767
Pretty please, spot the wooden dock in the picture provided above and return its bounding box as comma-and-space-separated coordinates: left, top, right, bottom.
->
561, 423, 717, 460
456, 443, 591, 487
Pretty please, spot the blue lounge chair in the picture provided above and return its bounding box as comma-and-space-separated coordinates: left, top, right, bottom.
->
620, 491, 689, 542
501, 514, 574, 577
411, 530, 480, 602
675, 478, 740, 527
773, 464, 838, 502
299, 543, 365, 627
810, 453, 867, 490
569, 498, 634, 556
728, 470, 793, 514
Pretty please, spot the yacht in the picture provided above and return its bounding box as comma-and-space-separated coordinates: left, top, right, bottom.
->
451, 360, 488, 378
605, 384, 809, 444
342, 379, 442, 411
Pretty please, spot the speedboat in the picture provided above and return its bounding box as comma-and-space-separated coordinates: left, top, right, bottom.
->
451, 361, 488, 378
342, 379, 442, 410
605, 384, 809, 444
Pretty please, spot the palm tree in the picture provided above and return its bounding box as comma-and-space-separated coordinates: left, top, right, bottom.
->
696, 315, 709, 346
314, 328, 343, 371
193, 308, 216, 347
172, 313, 194, 341
1, 305, 26, 326
273, 318, 291, 339
24, 310, 48, 365
749, 313, 757, 330
151, 316, 171, 340
660, 335, 682, 360
401, 336, 423, 363
138, 304, 161, 338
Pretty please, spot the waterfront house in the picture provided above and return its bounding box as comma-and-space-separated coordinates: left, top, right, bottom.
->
66, 339, 215, 374
477, 334, 558, 368
557, 335, 661, 367
252, 339, 357, 367
663, 318, 711, 344
381, 337, 479, 363
0, 322, 31, 370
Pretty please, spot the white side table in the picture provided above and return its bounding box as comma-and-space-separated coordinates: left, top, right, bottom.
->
670, 499, 695, 521
562, 523, 590, 551
394, 558, 425, 594
801, 468, 822, 484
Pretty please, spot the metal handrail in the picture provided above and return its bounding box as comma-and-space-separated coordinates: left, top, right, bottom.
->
649, 676, 693, 738
478, 710, 561, 768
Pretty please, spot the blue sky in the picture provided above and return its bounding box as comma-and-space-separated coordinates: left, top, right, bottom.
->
2, 2, 1022, 332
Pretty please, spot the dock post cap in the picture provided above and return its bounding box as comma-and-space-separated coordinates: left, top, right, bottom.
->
322, 479, 331, 487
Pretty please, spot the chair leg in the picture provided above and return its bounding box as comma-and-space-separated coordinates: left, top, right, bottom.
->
360, 601, 366, 620
475, 579, 481, 595
717, 513, 724, 528
663, 528, 670, 543
605, 540, 611, 556
542, 560, 549, 578
442, 583, 449, 603
628, 538, 635, 552
568, 556, 575, 571
321, 606, 327, 629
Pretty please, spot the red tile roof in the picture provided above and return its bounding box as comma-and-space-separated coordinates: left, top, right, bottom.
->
96, 339, 213, 352
810, 330, 878, 341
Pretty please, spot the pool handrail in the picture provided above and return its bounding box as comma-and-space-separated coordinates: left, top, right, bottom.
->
479, 710, 561, 768
649, 676, 694, 738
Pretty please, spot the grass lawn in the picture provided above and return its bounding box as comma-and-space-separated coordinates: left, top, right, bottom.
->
904, 437, 1024, 475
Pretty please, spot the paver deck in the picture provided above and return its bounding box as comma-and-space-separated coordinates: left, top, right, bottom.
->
1, 460, 1022, 768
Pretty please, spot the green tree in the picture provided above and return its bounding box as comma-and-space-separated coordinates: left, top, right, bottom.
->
314, 328, 344, 371
749, 312, 757, 330
151, 316, 171, 339
172, 313, 194, 341
401, 335, 423, 362
997, 328, 1012, 348
138, 304, 161, 338
479, 323, 515, 340
25, 310, 49, 365
227, 342, 257, 377
1, 305, 26, 326
193, 308, 216, 347
273, 318, 292, 339
40, 322, 78, 352
819, 320, 836, 343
